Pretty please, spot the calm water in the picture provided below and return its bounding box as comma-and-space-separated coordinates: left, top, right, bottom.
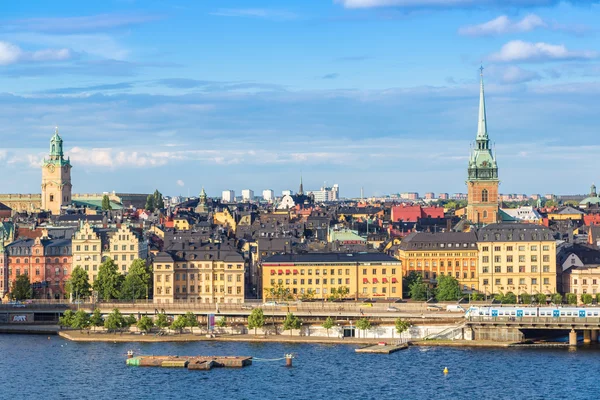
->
1, 335, 598, 400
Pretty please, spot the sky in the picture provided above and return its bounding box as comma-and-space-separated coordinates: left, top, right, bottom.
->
1, 0, 599, 198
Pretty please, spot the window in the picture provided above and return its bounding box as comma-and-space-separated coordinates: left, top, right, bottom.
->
519, 266, 525, 273
531, 245, 538, 251
542, 245, 549, 251
543, 255, 550, 262
531, 266, 538, 273
508, 278, 513, 285
482, 246, 489, 252
494, 266, 501, 273
543, 278, 549, 285
507, 246, 513, 251
518, 246, 525, 251
543, 266, 550, 273
482, 266, 489, 273
483, 279, 489, 285
507, 266, 513, 273
507, 256, 513, 263
519, 278, 525, 285
494, 246, 501, 252
531, 278, 537, 285
495, 278, 500, 285
482, 256, 489, 263
494, 256, 501, 263
482, 189, 488, 202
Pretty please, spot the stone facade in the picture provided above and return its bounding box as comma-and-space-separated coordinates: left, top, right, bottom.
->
41, 129, 72, 215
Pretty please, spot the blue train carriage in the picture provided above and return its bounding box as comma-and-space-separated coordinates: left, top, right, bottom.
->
465, 306, 600, 319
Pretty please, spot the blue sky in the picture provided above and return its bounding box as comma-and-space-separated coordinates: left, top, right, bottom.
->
1, 0, 599, 198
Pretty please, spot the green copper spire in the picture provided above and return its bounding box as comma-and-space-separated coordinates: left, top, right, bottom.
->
476, 66, 488, 141
50, 126, 64, 159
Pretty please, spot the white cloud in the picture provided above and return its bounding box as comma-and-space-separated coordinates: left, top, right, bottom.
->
459, 14, 545, 36
176, 179, 185, 187
210, 8, 297, 20
485, 65, 541, 84
488, 40, 597, 63
0, 40, 73, 65
68, 147, 169, 168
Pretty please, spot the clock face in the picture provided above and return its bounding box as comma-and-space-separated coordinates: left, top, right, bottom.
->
48, 164, 55, 173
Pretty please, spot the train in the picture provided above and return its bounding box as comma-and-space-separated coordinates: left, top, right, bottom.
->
465, 306, 600, 319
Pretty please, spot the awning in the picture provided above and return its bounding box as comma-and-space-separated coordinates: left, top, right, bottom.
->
373, 278, 379, 283
270, 270, 276, 275
392, 277, 398, 283
286, 269, 291, 275
382, 278, 388, 283
293, 269, 299, 275
363, 278, 369, 284
278, 269, 283, 275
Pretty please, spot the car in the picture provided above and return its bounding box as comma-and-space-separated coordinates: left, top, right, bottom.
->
241, 305, 254, 310
426, 305, 442, 311
386, 306, 398, 312
360, 303, 373, 308
446, 305, 466, 313
12, 303, 26, 308
262, 301, 278, 307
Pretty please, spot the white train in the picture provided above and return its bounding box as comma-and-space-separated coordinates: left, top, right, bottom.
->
465, 306, 600, 319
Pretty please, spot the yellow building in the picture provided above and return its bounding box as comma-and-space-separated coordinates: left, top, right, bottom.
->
213, 207, 237, 232
106, 225, 148, 273
152, 242, 245, 304
41, 129, 72, 215
397, 232, 479, 292
173, 217, 192, 231
547, 206, 584, 222
478, 223, 557, 297
262, 253, 402, 301
72, 222, 102, 284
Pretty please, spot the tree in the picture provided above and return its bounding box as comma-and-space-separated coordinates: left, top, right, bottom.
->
93, 258, 123, 301
407, 274, 428, 301
301, 289, 315, 301
104, 308, 125, 333
403, 272, 421, 297
171, 315, 187, 334
11, 274, 32, 301
551, 293, 563, 305
282, 312, 301, 336
101, 194, 112, 211
536, 293, 547, 305
596, 293, 600, 304
470, 293, 484, 301
356, 317, 371, 338
520, 293, 532, 304
137, 315, 154, 333
216, 317, 227, 329
435, 275, 462, 301
66, 266, 92, 302
581, 293, 593, 305
153, 190, 165, 210
72, 310, 90, 331
323, 316, 335, 338
90, 308, 104, 331
185, 312, 198, 332
566, 293, 578, 305
145, 195, 155, 212
120, 259, 151, 301
59, 310, 75, 328
123, 314, 137, 328
503, 292, 517, 304
155, 313, 170, 332
395, 318, 410, 336
248, 308, 265, 335
264, 283, 292, 302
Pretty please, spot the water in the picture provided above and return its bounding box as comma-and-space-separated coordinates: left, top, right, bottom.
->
1, 335, 597, 400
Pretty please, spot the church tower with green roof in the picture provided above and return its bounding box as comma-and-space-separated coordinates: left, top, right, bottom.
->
41, 128, 72, 215
466, 68, 499, 225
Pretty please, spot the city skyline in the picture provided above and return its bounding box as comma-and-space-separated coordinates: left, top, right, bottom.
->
1, 0, 599, 196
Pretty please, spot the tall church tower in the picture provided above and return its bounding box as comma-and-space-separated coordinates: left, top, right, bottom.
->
41, 128, 72, 215
466, 68, 499, 225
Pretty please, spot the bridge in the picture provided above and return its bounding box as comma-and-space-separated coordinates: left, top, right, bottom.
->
467, 316, 600, 345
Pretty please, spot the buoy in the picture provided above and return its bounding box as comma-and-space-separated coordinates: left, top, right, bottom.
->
443, 367, 449, 374
47, 337, 50, 340
285, 354, 293, 367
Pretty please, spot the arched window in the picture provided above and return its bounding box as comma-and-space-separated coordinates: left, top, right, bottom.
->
483, 210, 488, 219
482, 189, 489, 202
52, 144, 55, 153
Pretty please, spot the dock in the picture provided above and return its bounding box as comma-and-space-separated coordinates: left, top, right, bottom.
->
126, 355, 252, 370
355, 341, 409, 354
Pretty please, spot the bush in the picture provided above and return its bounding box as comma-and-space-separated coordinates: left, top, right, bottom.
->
520, 293, 532, 304
581, 293, 593, 305
566, 293, 578, 305
503, 292, 517, 304
551, 293, 563, 305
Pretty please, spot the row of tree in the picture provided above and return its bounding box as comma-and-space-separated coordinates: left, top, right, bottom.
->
405, 273, 462, 301
265, 283, 352, 303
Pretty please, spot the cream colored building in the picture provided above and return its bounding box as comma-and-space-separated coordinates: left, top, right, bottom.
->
72, 223, 102, 284
478, 223, 557, 297
563, 266, 600, 299
153, 241, 245, 304
106, 225, 148, 273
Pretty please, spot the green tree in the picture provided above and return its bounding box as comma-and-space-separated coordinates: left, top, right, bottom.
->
323, 316, 335, 338
104, 308, 125, 333
395, 318, 410, 336
185, 312, 198, 332
403, 272, 421, 297
137, 315, 154, 333
11, 274, 32, 301
520, 293, 532, 304
264, 283, 292, 302
301, 289, 315, 301
66, 266, 92, 302
581, 293, 593, 305
596, 293, 600, 304
93, 258, 123, 301
145, 195, 155, 212
171, 315, 187, 334
59, 309, 75, 328
123, 314, 137, 328
407, 274, 428, 301
503, 292, 517, 304
356, 317, 371, 338
282, 312, 301, 336
470, 293, 484, 301
90, 308, 104, 331
101, 194, 112, 211
72, 310, 91, 331
536, 293, 547, 305
120, 259, 151, 301
155, 313, 170, 331
435, 275, 462, 301
248, 308, 265, 335
153, 190, 165, 210
216, 317, 227, 329
566, 293, 578, 305
551, 293, 563, 305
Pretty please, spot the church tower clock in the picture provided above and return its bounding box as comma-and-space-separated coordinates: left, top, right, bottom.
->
466, 68, 499, 225
41, 128, 72, 215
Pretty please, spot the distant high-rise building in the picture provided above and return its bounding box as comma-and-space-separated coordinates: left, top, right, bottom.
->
282, 190, 293, 196
309, 184, 340, 202
222, 190, 235, 203
438, 193, 449, 200
262, 189, 275, 202
242, 189, 254, 201
400, 192, 419, 200
424, 192, 435, 200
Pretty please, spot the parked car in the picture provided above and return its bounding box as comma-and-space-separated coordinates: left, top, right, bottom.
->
241, 305, 254, 310
426, 304, 442, 311
446, 305, 466, 313
262, 301, 278, 307
386, 306, 399, 312
360, 303, 374, 308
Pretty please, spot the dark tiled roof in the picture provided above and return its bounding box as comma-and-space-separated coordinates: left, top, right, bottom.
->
399, 231, 478, 250
477, 223, 554, 242
263, 252, 400, 264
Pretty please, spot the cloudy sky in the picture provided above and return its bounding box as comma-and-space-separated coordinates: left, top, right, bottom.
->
1, 0, 599, 198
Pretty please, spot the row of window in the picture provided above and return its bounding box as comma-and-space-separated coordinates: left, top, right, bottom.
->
271, 278, 351, 286
113, 245, 136, 251
482, 265, 551, 273
172, 273, 242, 283
573, 279, 599, 285
482, 255, 551, 263
156, 286, 243, 295
481, 245, 551, 252
482, 277, 551, 286
10, 258, 69, 264
421, 271, 476, 280
406, 253, 477, 257
8, 267, 69, 276
409, 261, 476, 268
155, 263, 243, 270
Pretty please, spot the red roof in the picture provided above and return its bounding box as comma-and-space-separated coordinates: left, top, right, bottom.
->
390, 204, 444, 223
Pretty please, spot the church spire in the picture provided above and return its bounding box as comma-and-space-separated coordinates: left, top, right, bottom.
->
477, 66, 488, 141
299, 174, 304, 195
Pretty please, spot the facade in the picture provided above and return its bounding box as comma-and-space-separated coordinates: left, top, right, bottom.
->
424, 192, 435, 200
222, 190, 235, 203
400, 192, 419, 200
438, 193, 449, 200
153, 242, 245, 304
262, 253, 402, 301
262, 189, 275, 202
309, 184, 340, 202
106, 225, 148, 273
72, 223, 103, 284
477, 223, 557, 297
562, 266, 600, 299
41, 129, 72, 215
241, 189, 254, 202
397, 232, 479, 292
466, 70, 499, 225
